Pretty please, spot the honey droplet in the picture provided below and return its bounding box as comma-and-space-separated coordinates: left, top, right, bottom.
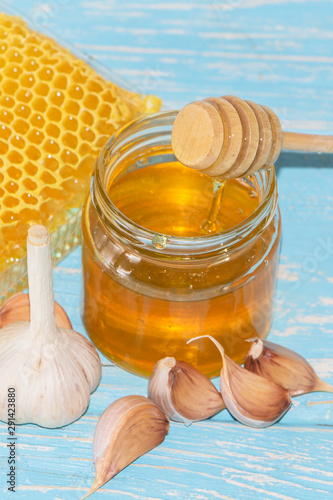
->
152, 234, 168, 249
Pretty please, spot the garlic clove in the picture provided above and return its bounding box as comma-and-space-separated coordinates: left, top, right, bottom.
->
188, 335, 291, 428
82, 395, 169, 499
244, 338, 333, 397
0, 292, 72, 329
148, 357, 225, 426
0, 225, 102, 428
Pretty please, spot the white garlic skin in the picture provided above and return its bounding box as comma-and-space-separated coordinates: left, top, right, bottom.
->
0, 224, 101, 429
219, 360, 291, 428
188, 335, 291, 429
0, 322, 101, 428
82, 395, 169, 499
148, 357, 225, 426
244, 338, 333, 396
148, 357, 192, 425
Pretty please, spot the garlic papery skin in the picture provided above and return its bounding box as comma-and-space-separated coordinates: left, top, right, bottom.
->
0, 225, 101, 428
148, 357, 225, 425
82, 395, 169, 499
188, 335, 291, 428
244, 338, 333, 397
0, 292, 72, 329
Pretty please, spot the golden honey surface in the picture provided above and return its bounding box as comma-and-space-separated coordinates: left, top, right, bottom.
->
82, 162, 280, 378
0, 13, 161, 273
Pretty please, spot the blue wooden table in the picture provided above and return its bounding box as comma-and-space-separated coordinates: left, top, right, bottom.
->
1, 1, 333, 498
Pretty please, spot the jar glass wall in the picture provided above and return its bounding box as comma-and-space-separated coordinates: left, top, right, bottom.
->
81, 111, 281, 378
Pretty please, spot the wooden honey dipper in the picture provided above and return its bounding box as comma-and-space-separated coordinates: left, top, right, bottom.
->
171, 96, 333, 179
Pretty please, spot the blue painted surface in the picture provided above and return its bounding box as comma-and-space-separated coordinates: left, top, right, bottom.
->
0, 1, 333, 499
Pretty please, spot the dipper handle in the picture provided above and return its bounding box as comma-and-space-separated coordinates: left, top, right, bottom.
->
171, 96, 333, 179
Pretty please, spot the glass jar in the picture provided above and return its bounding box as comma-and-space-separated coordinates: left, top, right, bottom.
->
81, 110, 281, 378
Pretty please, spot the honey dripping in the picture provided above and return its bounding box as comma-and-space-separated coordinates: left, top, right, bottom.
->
200, 179, 225, 234
82, 160, 280, 377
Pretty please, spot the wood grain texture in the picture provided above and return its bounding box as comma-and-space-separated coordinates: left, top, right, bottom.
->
283, 131, 333, 153
1, 0, 333, 499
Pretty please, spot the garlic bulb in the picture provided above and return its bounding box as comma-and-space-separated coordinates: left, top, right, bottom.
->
82, 395, 169, 499
188, 335, 291, 428
0, 225, 102, 428
244, 338, 333, 397
148, 356, 225, 425
0, 292, 72, 329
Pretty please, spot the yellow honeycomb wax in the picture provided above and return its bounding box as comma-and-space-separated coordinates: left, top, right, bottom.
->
0, 13, 161, 273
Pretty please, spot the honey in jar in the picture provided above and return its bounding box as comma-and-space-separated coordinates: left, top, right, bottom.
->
82, 111, 281, 378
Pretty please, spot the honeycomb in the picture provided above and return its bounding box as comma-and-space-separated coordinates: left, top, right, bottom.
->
0, 12, 161, 273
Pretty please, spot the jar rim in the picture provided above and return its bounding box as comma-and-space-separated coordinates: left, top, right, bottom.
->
92, 110, 278, 256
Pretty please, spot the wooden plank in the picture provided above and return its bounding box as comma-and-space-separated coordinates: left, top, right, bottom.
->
0, 363, 332, 499
0, 366, 332, 499
0, 0, 332, 498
